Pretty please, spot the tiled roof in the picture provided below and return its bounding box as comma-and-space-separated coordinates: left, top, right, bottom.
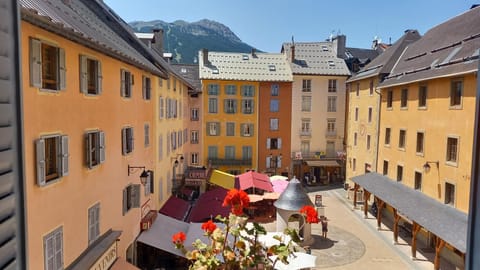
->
344, 47, 379, 62
282, 42, 351, 76
20, 0, 168, 77
348, 30, 421, 83
380, 6, 480, 88
199, 50, 293, 82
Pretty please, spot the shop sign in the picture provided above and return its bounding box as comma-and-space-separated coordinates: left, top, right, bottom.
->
90, 241, 117, 270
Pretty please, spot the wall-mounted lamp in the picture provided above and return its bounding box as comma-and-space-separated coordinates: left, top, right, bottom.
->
423, 161, 439, 172
128, 165, 150, 185
171, 154, 184, 167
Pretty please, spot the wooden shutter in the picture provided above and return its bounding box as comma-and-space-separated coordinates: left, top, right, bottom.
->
122, 188, 127, 215
120, 69, 126, 97
85, 133, 92, 168
99, 131, 105, 163
60, 136, 69, 176
30, 38, 42, 87
132, 184, 141, 208
58, 47, 66, 90
97, 60, 102, 94
121, 128, 127, 155
36, 139, 46, 186
79, 55, 87, 93
266, 138, 271, 149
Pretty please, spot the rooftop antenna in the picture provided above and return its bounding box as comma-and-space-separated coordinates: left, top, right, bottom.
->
291, 35, 295, 45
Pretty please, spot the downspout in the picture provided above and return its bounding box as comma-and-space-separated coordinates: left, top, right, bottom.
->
374, 80, 382, 172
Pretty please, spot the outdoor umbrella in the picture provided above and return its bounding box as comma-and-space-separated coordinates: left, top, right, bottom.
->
271, 179, 289, 194
237, 171, 274, 192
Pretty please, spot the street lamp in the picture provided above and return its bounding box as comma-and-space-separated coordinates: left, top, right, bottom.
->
127, 165, 150, 186
270, 153, 282, 175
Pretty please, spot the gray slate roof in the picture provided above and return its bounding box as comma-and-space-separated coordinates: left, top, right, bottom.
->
351, 172, 468, 253
380, 6, 480, 88
282, 42, 351, 76
171, 64, 202, 92
274, 177, 314, 211
199, 51, 293, 82
20, 0, 168, 77
348, 30, 422, 83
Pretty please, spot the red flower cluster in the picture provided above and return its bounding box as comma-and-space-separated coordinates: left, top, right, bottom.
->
172, 231, 186, 245
201, 220, 217, 234
299, 205, 319, 224
222, 189, 250, 216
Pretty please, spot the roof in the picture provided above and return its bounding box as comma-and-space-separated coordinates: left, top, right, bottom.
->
348, 30, 422, 83
380, 6, 480, 88
237, 171, 274, 192
170, 64, 202, 92
199, 50, 293, 82
20, 0, 168, 77
281, 42, 351, 76
351, 172, 468, 253
344, 47, 379, 62
274, 177, 314, 211
187, 187, 230, 222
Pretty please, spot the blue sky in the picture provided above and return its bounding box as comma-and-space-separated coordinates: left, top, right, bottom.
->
104, 0, 473, 52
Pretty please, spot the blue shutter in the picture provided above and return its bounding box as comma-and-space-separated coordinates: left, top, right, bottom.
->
36, 139, 46, 186
266, 156, 271, 169
142, 75, 146, 99
30, 38, 42, 87
278, 138, 282, 149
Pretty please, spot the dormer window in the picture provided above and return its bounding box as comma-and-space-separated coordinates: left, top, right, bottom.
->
242, 54, 249, 60
269, 65, 276, 71
328, 61, 335, 67
322, 45, 329, 51
212, 69, 219, 74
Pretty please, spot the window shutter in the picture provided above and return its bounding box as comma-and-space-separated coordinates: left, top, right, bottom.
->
99, 131, 105, 163
130, 128, 134, 152
120, 69, 126, 97
132, 184, 141, 208
86, 133, 92, 168
97, 60, 102, 95
54, 228, 63, 269
249, 124, 254, 136
44, 234, 54, 269
122, 188, 127, 215
233, 100, 237, 113
30, 38, 42, 87
266, 156, 271, 169
278, 138, 282, 149
277, 156, 282, 168
121, 128, 127, 155
142, 75, 146, 99
36, 139, 46, 186
266, 138, 271, 149
59, 47, 66, 90
79, 55, 87, 93
149, 171, 154, 194
88, 207, 94, 243
61, 136, 69, 176
224, 99, 227, 113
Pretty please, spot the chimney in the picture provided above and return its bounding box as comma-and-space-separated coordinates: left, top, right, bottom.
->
202, 48, 209, 66
152, 28, 164, 55
251, 48, 256, 57
334, 35, 346, 59
290, 44, 295, 63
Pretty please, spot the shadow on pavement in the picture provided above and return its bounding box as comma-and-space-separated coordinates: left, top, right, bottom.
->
310, 234, 337, 250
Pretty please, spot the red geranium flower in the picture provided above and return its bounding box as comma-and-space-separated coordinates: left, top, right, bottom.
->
299, 205, 319, 224
201, 220, 217, 234
222, 189, 250, 216
172, 231, 186, 245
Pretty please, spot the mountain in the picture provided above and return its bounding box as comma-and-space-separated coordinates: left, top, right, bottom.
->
129, 19, 259, 64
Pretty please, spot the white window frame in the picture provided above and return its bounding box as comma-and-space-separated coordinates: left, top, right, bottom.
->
301, 96, 311, 112
85, 130, 105, 169
327, 96, 337, 112
270, 118, 279, 131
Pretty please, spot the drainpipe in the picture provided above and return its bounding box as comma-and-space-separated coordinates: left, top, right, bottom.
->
374, 80, 382, 172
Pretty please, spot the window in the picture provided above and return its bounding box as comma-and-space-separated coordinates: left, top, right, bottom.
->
85, 131, 105, 169
366, 135, 371, 150
419, 85, 427, 107
414, 172, 422, 190
369, 80, 374, 95
327, 118, 336, 134
270, 99, 279, 112
207, 122, 220, 136
387, 90, 393, 108
354, 132, 357, 146
88, 203, 100, 244
401, 88, 408, 108
302, 79, 311, 92
416, 132, 424, 154
158, 135, 163, 160
167, 77, 171, 90
80, 55, 102, 95
328, 79, 337, 92
44, 226, 63, 270
242, 99, 254, 114
271, 84, 279, 96
122, 184, 140, 215
30, 38, 66, 91
225, 85, 237, 95
225, 146, 235, 159
242, 146, 253, 160
450, 79, 463, 107
241, 124, 254, 137
191, 108, 199, 121
352, 158, 356, 171
159, 97, 164, 119
226, 122, 235, 136
356, 83, 360, 96
355, 107, 359, 121
142, 76, 151, 100
208, 84, 219, 95
383, 160, 388, 175
399, 129, 406, 149
368, 107, 372, 123
191, 153, 199, 165
144, 171, 153, 196
301, 141, 310, 155
36, 135, 69, 186
120, 69, 133, 98
267, 138, 281, 150
301, 96, 311, 112
301, 119, 311, 134
122, 127, 134, 155
144, 124, 150, 147
224, 99, 237, 114
208, 146, 218, 159
241, 85, 255, 96
270, 118, 279, 130
445, 182, 455, 205
327, 96, 337, 112
385, 128, 391, 145
191, 130, 199, 144
446, 137, 459, 163
396, 165, 403, 182
208, 98, 218, 113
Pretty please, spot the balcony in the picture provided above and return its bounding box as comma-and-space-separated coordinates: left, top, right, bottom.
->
299, 129, 311, 137
209, 158, 252, 166
325, 130, 337, 138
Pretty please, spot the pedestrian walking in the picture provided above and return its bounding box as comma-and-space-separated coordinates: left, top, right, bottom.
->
321, 216, 328, 238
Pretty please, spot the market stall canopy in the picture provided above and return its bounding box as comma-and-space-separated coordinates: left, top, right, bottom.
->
305, 160, 340, 167
158, 195, 191, 221
237, 171, 274, 192
187, 187, 230, 222
271, 179, 289, 194
209, 170, 237, 189
270, 175, 288, 181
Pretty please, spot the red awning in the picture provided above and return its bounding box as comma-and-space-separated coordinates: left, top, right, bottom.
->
158, 195, 190, 221
237, 171, 274, 192
187, 187, 230, 222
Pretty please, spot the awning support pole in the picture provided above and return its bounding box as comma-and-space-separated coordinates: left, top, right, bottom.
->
353, 183, 359, 208
393, 209, 400, 243
411, 222, 421, 259
376, 198, 385, 230
363, 190, 371, 218
434, 236, 446, 270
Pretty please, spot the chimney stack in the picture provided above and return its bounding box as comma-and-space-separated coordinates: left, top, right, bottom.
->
152, 28, 164, 55
290, 44, 295, 62
251, 48, 256, 57
334, 34, 346, 59
202, 48, 209, 66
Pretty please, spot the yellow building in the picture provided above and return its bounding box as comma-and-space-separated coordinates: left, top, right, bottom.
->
20, 1, 168, 269
346, 30, 420, 185
198, 49, 292, 174
351, 7, 480, 270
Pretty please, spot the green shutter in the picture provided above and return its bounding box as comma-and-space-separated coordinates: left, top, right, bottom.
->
30, 38, 42, 87
36, 139, 46, 186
